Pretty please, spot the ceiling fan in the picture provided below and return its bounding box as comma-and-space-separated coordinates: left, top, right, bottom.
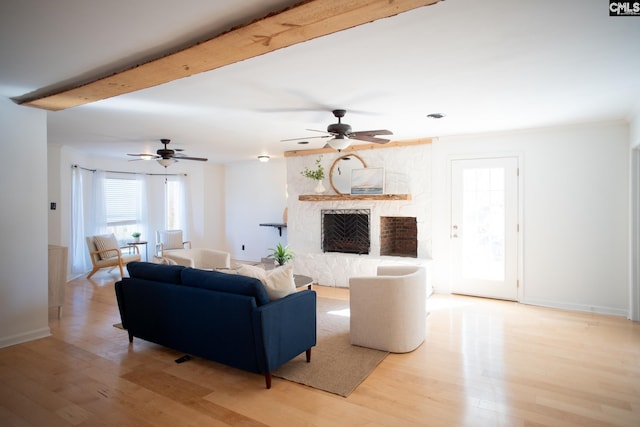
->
282, 109, 393, 151
127, 138, 208, 167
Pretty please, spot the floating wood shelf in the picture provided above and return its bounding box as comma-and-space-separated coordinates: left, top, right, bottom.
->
259, 223, 287, 236
298, 194, 411, 201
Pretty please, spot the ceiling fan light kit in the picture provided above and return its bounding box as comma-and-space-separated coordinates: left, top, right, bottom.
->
157, 158, 177, 167
328, 136, 351, 151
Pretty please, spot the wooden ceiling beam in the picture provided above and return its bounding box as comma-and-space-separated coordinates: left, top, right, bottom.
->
284, 138, 433, 157
17, 0, 440, 111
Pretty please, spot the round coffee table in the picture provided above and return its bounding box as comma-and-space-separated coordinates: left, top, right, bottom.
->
293, 274, 314, 290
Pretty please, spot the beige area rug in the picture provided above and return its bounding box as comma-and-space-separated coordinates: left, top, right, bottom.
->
273, 297, 388, 397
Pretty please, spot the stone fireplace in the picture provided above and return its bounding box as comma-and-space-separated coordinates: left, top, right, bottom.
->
286, 143, 432, 290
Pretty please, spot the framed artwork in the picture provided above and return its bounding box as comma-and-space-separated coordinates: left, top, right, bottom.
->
351, 167, 384, 195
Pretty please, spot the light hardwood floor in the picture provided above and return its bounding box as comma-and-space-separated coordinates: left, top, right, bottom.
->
1, 272, 639, 427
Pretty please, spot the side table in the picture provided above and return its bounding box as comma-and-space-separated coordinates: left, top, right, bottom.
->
293, 274, 314, 290
127, 241, 148, 262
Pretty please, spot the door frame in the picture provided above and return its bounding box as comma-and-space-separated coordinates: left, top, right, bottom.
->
446, 152, 524, 302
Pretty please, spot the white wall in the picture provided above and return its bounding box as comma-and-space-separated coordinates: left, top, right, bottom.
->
0, 97, 50, 348
201, 163, 226, 249
630, 111, 640, 148
47, 144, 62, 244
433, 121, 630, 316
224, 158, 288, 262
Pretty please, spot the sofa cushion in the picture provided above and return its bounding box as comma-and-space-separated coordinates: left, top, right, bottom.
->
127, 261, 185, 284
181, 268, 270, 306
237, 264, 297, 301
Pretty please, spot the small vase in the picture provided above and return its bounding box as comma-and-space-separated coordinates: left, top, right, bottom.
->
314, 179, 326, 194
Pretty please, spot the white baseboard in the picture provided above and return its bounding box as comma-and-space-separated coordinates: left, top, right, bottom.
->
0, 327, 51, 349
521, 298, 629, 318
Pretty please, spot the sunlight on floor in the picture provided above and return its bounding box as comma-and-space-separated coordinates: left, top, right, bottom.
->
426, 295, 476, 311
328, 308, 351, 318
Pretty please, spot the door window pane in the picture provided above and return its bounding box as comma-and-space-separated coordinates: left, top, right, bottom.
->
462, 168, 505, 281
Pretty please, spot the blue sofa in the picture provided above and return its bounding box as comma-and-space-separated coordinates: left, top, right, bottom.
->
114, 262, 316, 388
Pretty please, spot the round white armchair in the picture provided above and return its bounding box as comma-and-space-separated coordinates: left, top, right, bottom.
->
349, 265, 427, 353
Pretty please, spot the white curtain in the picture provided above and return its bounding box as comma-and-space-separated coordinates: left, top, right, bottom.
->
166, 174, 189, 238
136, 174, 149, 244
92, 170, 107, 234
70, 167, 89, 274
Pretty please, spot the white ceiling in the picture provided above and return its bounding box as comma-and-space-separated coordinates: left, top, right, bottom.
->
1, 0, 639, 164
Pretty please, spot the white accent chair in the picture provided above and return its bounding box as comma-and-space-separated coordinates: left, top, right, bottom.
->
161, 248, 231, 270
155, 229, 191, 258
349, 265, 427, 353
86, 234, 141, 279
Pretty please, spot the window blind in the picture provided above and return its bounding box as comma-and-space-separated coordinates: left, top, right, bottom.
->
104, 178, 140, 225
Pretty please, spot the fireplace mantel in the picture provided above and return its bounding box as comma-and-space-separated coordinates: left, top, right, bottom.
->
298, 194, 411, 201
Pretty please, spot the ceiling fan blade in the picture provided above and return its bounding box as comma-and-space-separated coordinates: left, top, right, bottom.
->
351, 129, 393, 137
173, 155, 208, 161
127, 153, 161, 158
281, 135, 333, 142
349, 135, 391, 144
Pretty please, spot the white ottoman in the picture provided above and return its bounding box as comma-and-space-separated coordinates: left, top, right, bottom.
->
163, 248, 231, 270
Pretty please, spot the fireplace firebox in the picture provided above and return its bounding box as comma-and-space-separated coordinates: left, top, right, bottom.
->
380, 216, 417, 257
322, 209, 370, 255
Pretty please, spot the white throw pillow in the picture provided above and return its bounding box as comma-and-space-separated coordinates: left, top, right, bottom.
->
93, 234, 119, 260
264, 264, 297, 300
237, 263, 297, 300
237, 264, 267, 283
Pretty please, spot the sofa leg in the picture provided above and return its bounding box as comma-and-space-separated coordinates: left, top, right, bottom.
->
128, 331, 133, 343
265, 373, 272, 389
306, 348, 311, 363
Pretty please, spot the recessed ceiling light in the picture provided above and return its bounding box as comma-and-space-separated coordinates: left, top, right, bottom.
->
427, 113, 446, 119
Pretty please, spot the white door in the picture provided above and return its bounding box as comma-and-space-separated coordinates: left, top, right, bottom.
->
450, 157, 519, 300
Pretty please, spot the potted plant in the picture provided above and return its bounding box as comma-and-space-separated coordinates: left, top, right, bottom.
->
301, 155, 326, 193
267, 243, 295, 266
131, 232, 141, 242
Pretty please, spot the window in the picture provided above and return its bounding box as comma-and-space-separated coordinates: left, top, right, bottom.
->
104, 176, 143, 241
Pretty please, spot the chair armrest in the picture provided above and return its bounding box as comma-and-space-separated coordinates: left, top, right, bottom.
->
254, 290, 317, 372
91, 248, 124, 261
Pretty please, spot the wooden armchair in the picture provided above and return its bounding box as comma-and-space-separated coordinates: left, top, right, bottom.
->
86, 234, 141, 279
155, 229, 192, 257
